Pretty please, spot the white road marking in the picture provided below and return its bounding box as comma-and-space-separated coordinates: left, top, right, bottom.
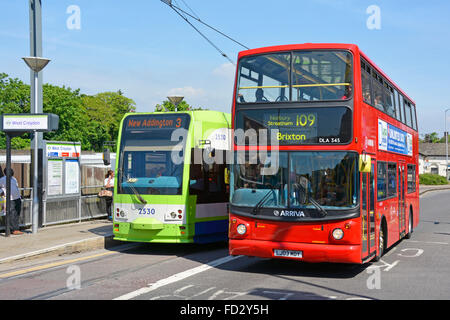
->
114, 255, 242, 300
408, 240, 448, 245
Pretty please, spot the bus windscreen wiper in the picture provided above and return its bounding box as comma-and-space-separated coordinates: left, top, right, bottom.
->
295, 178, 328, 217
308, 195, 328, 217
252, 183, 279, 215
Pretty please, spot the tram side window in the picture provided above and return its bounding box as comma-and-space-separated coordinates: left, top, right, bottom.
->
372, 73, 385, 112
387, 163, 397, 198
361, 61, 372, 104
407, 164, 416, 193
377, 162, 387, 200
189, 148, 229, 204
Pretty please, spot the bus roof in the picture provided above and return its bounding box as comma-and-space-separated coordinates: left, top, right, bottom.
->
237, 43, 415, 105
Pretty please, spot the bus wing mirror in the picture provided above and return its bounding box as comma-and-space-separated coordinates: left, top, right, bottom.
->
359, 154, 371, 173
224, 167, 230, 185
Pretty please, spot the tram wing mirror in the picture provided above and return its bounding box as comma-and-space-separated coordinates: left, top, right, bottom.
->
103, 148, 111, 166
359, 154, 371, 173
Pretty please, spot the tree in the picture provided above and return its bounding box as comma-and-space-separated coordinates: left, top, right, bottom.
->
0, 73, 136, 151
0, 73, 31, 149
42, 84, 92, 150
422, 132, 441, 143
80, 91, 136, 151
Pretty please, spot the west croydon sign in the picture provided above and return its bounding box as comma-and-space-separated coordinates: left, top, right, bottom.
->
0, 113, 59, 132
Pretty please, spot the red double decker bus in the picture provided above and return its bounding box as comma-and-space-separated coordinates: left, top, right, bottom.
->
229, 43, 419, 264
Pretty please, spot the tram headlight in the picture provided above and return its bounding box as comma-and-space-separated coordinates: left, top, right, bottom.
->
236, 224, 247, 235
332, 228, 344, 240
170, 212, 177, 219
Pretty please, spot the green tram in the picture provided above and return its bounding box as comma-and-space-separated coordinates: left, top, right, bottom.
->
112, 110, 231, 243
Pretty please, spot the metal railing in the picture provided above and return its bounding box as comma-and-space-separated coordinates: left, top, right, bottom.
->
0, 186, 109, 231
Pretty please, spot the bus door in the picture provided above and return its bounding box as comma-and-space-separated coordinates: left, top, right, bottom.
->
361, 162, 377, 259
398, 162, 406, 237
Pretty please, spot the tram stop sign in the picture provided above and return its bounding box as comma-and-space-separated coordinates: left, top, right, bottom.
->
0, 113, 59, 134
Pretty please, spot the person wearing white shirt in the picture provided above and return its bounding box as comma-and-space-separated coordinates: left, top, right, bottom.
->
104, 170, 114, 221
0, 168, 23, 235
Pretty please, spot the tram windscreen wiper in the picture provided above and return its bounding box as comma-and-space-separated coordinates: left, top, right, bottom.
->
126, 178, 147, 205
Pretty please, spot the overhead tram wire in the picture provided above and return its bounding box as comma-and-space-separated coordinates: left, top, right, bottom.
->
168, 2, 250, 50
161, 0, 250, 65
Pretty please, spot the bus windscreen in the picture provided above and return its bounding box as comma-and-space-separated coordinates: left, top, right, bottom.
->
118, 114, 190, 195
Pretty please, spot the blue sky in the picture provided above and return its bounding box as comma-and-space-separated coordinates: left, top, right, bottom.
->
1, 0, 449, 136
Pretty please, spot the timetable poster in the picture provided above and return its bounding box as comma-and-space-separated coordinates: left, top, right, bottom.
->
47, 159, 63, 196
65, 159, 80, 194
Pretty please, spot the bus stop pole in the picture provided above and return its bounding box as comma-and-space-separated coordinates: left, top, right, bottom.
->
5, 134, 11, 237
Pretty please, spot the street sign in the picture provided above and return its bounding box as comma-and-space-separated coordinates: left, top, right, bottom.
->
0, 113, 58, 236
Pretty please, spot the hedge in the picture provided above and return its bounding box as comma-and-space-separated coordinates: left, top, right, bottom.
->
419, 173, 449, 185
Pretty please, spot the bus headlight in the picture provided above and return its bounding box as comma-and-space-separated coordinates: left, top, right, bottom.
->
237, 224, 247, 235
332, 228, 344, 240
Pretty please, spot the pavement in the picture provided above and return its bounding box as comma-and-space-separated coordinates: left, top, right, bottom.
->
0, 219, 117, 265
418, 184, 450, 195
0, 184, 449, 265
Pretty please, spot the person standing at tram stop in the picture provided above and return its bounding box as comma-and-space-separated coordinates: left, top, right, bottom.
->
104, 170, 114, 221
0, 167, 23, 235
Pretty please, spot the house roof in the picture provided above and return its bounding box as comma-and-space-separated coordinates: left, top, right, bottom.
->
419, 143, 450, 157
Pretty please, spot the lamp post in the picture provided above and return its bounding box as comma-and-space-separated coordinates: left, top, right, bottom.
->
167, 96, 184, 111
22, 56, 51, 234
446, 108, 450, 180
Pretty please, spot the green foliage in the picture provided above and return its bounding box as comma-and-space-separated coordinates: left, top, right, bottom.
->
81, 91, 136, 151
154, 100, 206, 112
0, 73, 136, 152
421, 132, 443, 143
0, 73, 32, 149
419, 173, 448, 185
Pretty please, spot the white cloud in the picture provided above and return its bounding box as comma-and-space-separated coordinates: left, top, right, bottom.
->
167, 86, 206, 98
212, 62, 235, 80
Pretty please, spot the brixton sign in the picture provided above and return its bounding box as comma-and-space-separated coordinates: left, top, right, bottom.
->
0, 113, 59, 132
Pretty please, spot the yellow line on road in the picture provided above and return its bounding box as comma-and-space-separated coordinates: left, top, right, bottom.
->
0, 251, 116, 279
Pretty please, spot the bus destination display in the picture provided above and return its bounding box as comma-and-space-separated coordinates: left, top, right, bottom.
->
237, 107, 351, 145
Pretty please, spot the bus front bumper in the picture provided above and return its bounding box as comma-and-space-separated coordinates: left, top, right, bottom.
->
229, 239, 362, 264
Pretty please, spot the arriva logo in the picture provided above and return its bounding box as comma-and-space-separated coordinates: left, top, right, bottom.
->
274, 210, 306, 217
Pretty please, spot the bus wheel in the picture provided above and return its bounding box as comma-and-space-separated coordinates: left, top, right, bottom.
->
374, 221, 386, 262
405, 211, 413, 239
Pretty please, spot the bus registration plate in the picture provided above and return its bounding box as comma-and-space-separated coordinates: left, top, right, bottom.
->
273, 249, 303, 259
